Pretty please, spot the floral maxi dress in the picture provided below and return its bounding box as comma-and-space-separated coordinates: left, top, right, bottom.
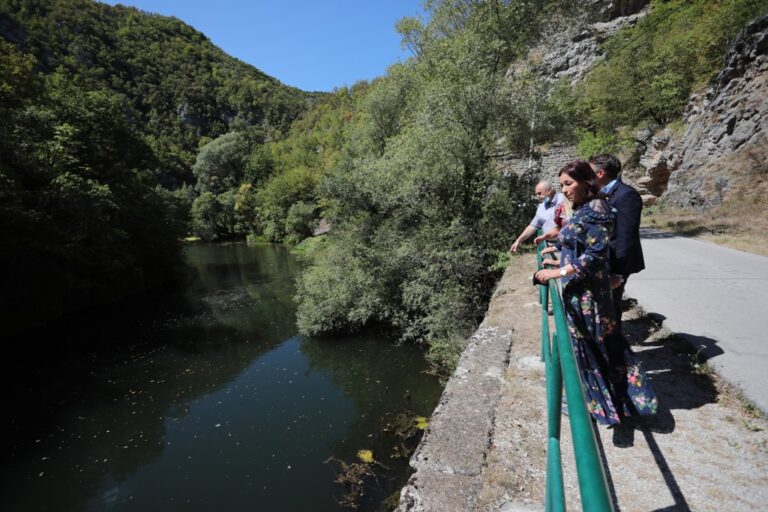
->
556, 198, 658, 425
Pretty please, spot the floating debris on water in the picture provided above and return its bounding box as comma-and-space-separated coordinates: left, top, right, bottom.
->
356, 449, 374, 464
325, 455, 388, 510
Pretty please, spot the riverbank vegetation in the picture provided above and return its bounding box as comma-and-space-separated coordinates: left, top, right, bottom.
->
292, 1, 579, 372
3, 0, 765, 366
287, 0, 768, 371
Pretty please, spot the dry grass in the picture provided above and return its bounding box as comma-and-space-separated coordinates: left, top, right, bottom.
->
642, 144, 768, 256
643, 196, 768, 256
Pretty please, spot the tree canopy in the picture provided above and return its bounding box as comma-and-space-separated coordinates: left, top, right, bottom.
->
289, 0, 573, 371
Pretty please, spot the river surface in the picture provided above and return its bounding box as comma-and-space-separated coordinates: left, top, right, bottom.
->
1, 243, 443, 512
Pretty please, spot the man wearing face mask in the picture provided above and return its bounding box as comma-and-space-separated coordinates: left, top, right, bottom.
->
509, 180, 564, 253
589, 154, 645, 326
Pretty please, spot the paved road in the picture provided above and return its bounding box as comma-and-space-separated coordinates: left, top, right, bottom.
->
627, 228, 768, 413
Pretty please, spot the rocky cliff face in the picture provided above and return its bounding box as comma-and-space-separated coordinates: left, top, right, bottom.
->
631, 14, 768, 209
535, 2, 648, 85
500, 1, 649, 182
509, 3, 767, 211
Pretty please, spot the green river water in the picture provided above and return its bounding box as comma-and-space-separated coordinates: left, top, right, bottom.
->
2, 243, 443, 512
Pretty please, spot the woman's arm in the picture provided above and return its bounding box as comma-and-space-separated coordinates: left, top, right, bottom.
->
569, 202, 612, 279
536, 201, 612, 284
534, 226, 560, 245
534, 263, 576, 283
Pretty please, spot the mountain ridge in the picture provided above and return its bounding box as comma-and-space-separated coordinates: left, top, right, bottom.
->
0, 0, 321, 185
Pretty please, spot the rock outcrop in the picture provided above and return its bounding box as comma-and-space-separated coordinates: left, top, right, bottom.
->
627, 127, 681, 206
634, 14, 768, 208
585, 0, 651, 21
536, 26, 608, 86
503, 5, 767, 210
535, 4, 648, 85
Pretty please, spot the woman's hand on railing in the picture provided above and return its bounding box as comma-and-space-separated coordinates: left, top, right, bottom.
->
541, 246, 556, 255
542, 258, 560, 267
534, 268, 560, 284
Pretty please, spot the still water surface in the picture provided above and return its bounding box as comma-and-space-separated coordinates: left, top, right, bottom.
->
2, 243, 443, 511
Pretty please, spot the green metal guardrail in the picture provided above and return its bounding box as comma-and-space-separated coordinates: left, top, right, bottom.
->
536, 239, 614, 512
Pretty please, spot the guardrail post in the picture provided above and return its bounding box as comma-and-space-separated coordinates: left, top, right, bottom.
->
537, 236, 548, 362
545, 331, 564, 511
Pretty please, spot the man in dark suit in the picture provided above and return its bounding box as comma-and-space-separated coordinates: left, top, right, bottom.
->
589, 154, 645, 326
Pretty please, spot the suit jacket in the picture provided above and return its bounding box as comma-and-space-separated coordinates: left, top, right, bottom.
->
603, 180, 645, 277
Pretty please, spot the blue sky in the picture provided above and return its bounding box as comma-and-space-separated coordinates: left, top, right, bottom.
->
101, 1, 426, 92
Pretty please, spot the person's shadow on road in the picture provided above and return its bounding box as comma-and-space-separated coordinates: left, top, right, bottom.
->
623, 310, 723, 420
598, 308, 724, 511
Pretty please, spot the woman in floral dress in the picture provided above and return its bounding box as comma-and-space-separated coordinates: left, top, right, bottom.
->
534, 160, 658, 426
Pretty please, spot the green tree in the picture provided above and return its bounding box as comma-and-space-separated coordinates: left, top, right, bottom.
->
295, 0, 558, 372
257, 165, 318, 242
193, 131, 248, 195
191, 191, 220, 241
234, 183, 259, 235
216, 189, 237, 238
244, 145, 275, 185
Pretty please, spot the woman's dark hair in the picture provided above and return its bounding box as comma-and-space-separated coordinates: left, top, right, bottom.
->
558, 159, 599, 200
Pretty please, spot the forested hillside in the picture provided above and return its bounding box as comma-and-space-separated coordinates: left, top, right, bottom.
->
0, 0, 316, 335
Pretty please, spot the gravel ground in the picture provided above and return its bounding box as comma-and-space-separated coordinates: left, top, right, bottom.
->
399, 253, 768, 511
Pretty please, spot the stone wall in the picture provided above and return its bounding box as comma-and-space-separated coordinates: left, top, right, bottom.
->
499, 144, 578, 188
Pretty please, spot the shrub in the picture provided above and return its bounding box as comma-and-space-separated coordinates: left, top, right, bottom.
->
284, 201, 317, 246
575, 129, 622, 158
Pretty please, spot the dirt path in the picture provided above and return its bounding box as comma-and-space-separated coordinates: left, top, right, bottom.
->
398, 253, 768, 511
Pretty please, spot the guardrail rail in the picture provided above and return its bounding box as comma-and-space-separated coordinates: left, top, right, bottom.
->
536, 238, 614, 512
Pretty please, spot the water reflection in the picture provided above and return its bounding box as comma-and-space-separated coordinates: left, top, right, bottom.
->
1, 243, 442, 512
